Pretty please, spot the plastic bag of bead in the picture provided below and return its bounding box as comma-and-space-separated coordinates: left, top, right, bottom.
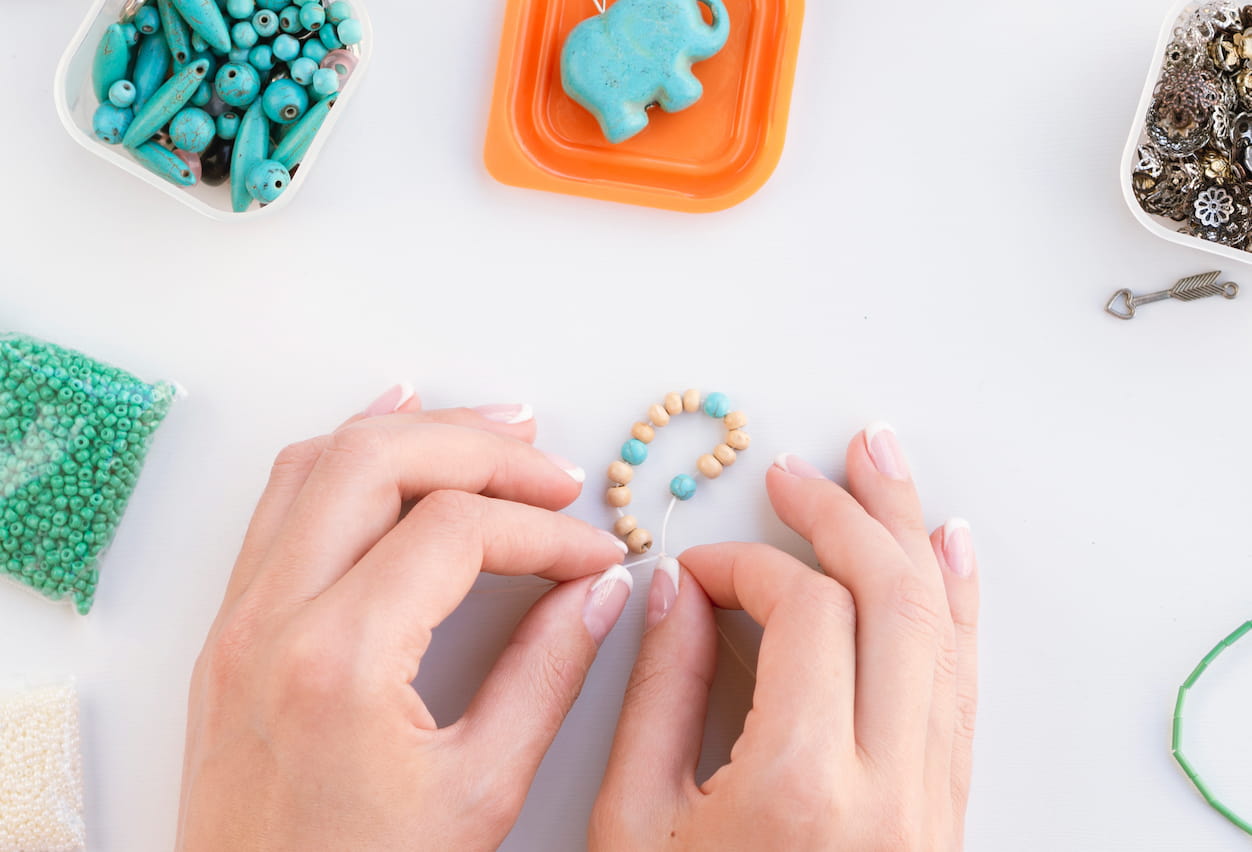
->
0, 333, 177, 614
0, 681, 85, 852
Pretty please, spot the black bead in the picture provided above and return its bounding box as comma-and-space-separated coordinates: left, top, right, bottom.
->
201, 137, 233, 186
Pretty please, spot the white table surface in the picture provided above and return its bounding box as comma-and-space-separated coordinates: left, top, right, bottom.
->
7, 0, 1252, 848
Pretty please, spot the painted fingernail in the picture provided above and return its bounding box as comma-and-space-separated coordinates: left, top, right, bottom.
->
646, 557, 680, 631
598, 528, 629, 556
774, 453, 828, 480
543, 451, 586, 483
942, 518, 975, 578
865, 422, 910, 482
363, 383, 414, 417
583, 565, 633, 645
474, 403, 534, 424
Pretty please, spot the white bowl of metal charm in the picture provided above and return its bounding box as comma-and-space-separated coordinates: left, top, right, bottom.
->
1122, 0, 1252, 265
54, 0, 371, 220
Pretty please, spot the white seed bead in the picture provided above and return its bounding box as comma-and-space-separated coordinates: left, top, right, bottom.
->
631, 421, 655, 443
697, 453, 723, 479
648, 403, 670, 427
682, 388, 701, 413
614, 515, 638, 537
606, 485, 632, 508
713, 443, 737, 466
726, 429, 751, 451
724, 410, 748, 430
608, 460, 634, 485
626, 527, 653, 554
664, 392, 683, 415
0, 684, 84, 850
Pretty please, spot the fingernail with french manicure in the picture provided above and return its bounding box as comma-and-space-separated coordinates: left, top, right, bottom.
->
943, 519, 975, 578
364, 383, 414, 417
474, 403, 534, 424
543, 451, 586, 483
599, 529, 628, 556
646, 557, 680, 631
865, 422, 910, 481
583, 565, 633, 645
774, 453, 829, 480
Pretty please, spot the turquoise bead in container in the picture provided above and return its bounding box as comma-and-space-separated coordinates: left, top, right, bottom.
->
319, 22, 343, 49
131, 34, 170, 112
228, 46, 251, 63
252, 9, 279, 37
226, 0, 255, 19
246, 159, 291, 202
311, 67, 338, 97
278, 5, 301, 33
255, 0, 286, 9
703, 392, 730, 418
170, 107, 215, 153
216, 110, 240, 140
191, 81, 212, 107
249, 45, 275, 72
670, 474, 697, 501
215, 61, 260, 106
230, 99, 269, 212
262, 78, 308, 124
108, 80, 136, 108
272, 33, 300, 62
170, 0, 233, 53
299, 3, 325, 31
135, 5, 161, 35
133, 140, 198, 185
302, 39, 328, 62
93, 103, 133, 144
92, 24, 132, 101
622, 439, 648, 465
327, 1, 353, 24
123, 58, 211, 147
231, 21, 258, 48
190, 31, 207, 53
158, 0, 192, 66
337, 19, 363, 46
271, 93, 335, 169
289, 56, 317, 85
120, 23, 140, 47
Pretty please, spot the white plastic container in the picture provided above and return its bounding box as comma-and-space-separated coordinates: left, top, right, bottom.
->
54, 0, 372, 221
1122, 0, 1252, 265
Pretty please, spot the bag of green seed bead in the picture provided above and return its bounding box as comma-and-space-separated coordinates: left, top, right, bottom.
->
0, 334, 177, 615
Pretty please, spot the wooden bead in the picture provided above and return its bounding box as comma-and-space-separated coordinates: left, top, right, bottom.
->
613, 514, 638, 537
682, 388, 701, 413
626, 527, 653, 554
697, 453, 723, 479
648, 403, 670, 427
713, 443, 737, 466
726, 429, 750, 451
664, 392, 683, 415
724, 410, 748, 430
606, 485, 632, 508
608, 460, 634, 485
631, 421, 655, 443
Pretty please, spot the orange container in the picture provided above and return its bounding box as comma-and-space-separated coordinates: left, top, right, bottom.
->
484, 0, 805, 213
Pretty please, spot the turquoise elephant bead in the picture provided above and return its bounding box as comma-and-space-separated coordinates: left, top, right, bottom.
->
135, 5, 162, 35
131, 34, 170, 112
622, 439, 648, 465
92, 103, 133, 144
703, 392, 729, 418
272, 33, 300, 61
230, 99, 269, 211
169, 107, 215, 152
319, 22, 343, 49
289, 56, 318, 85
670, 474, 697, 501
271, 93, 335, 169
92, 23, 133, 101
215, 110, 240, 139
310, 67, 338, 97
123, 58, 210, 147
231, 20, 258, 48
278, 5, 301, 33
327, 1, 352, 23
249, 45, 275, 72
132, 140, 198, 185
299, 3, 325, 31
337, 18, 363, 45
215, 61, 260, 106
253, 8, 279, 36
302, 38, 328, 62
246, 159, 291, 202
157, 0, 193, 65
262, 78, 307, 123
108, 80, 136, 108
560, 0, 730, 143
170, 0, 232, 52
226, 0, 255, 18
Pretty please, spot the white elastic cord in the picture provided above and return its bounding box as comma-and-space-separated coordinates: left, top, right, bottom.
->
593, 0, 606, 11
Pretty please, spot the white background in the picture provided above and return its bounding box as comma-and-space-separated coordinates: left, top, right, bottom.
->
6, 0, 1252, 848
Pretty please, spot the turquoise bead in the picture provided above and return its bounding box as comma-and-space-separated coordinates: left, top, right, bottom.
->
311, 67, 338, 97
271, 93, 335, 169
327, 1, 352, 23
190, 31, 207, 53
622, 439, 648, 465
670, 474, 697, 501
231, 20, 258, 48
228, 46, 251, 63
132, 140, 198, 185
252, 9, 279, 37
278, 5, 301, 33
158, 0, 193, 65
123, 58, 211, 147
92, 23, 132, 101
215, 110, 240, 139
131, 34, 169, 111
319, 22, 343, 48
135, 5, 161, 34
92, 103, 133, 144
120, 23, 140, 47
262, 78, 308, 123
170, 107, 215, 152
246, 159, 291, 202
230, 99, 269, 212
337, 18, 363, 45
703, 392, 730, 418
289, 56, 318, 85
170, 0, 233, 53
249, 44, 275, 72
272, 33, 300, 61
108, 80, 136, 108
255, 0, 286, 9
191, 80, 212, 106
215, 62, 260, 106
302, 39, 328, 62
226, 0, 255, 18
300, 3, 325, 30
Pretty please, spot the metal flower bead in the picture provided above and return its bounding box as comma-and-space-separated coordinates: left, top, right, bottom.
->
1194, 185, 1236, 227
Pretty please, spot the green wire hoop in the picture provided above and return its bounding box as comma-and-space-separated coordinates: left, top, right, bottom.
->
1173, 620, 1252, 835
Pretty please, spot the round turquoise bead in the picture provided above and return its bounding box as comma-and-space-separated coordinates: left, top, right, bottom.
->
289, 56, 318, 85
231, 20, 258, 48
246, 159, 292, 202
135, 5, 161, 34
299, 3, 325, 31
278, 4, 301, 33
226, 0, 255, 18
703, 392, 730, 418
215, 110, 240, 140
622, 439, 648, 466
215, 63, 260, 107
92, 103, 132, 144
327, 1, 353, 23
170, 107, 215, 153
337, 18, 363, 45
120, 22, 139, 46
319, 21, 343, 48
191, 80, 212, 107
255, 0, 286, 9
108, 80, 136, 108
302, 39, 328, 62
252, 9, 279, 37
272, 33, 300, 61
311, 67, 339, 97
249, 45, 275, 72
228, 46, 251, 64
262, 78, 308, 124
670, 474, 697, 501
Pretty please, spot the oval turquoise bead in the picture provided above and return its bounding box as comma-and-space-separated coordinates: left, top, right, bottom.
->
278, 5, 301, 33
132, 140, 198, 185
327, 1, 352, 23
170, 107, 215, 152
262, 78, 308, 124
215, 62, 260, 106
299, 3, 325, 30
670, 474, 697, 501
226, 0, 255, 18
310, 67, 338, 97
302, 39, 328, 62
230, 99, 269, 212
272, 33, 300, 61
170, 0, 232, 53
253, 8, 279, 36
703, 392, 730, 418
131, 34, 170, 112
108, 80, 136, 108
337, 18, 363, 45
622, 439, 648, 465
157, 0, 193, 65
92, 23, 132, 101
123, 58, 211, 147
215, 109, 240, 140
135, 5, 162, 34
318, 21, 343, 49
92, 103, 133, 144
289, 56, 317, 85
190, 31, 207, 53
271, 92, 335, 169
246, 159, 291, 202
231, 20, 258, 48
248, 44, 275, 72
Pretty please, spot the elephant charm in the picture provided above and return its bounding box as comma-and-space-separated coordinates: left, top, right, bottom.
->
560, 0, 730, 144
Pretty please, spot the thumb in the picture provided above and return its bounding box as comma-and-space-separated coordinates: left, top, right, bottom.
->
593, 559, 717, 839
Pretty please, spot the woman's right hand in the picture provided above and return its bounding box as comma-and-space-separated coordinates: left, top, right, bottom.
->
590, 425, 979, 851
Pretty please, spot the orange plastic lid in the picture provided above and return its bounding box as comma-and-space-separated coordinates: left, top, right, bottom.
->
484, 0, 805, 213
